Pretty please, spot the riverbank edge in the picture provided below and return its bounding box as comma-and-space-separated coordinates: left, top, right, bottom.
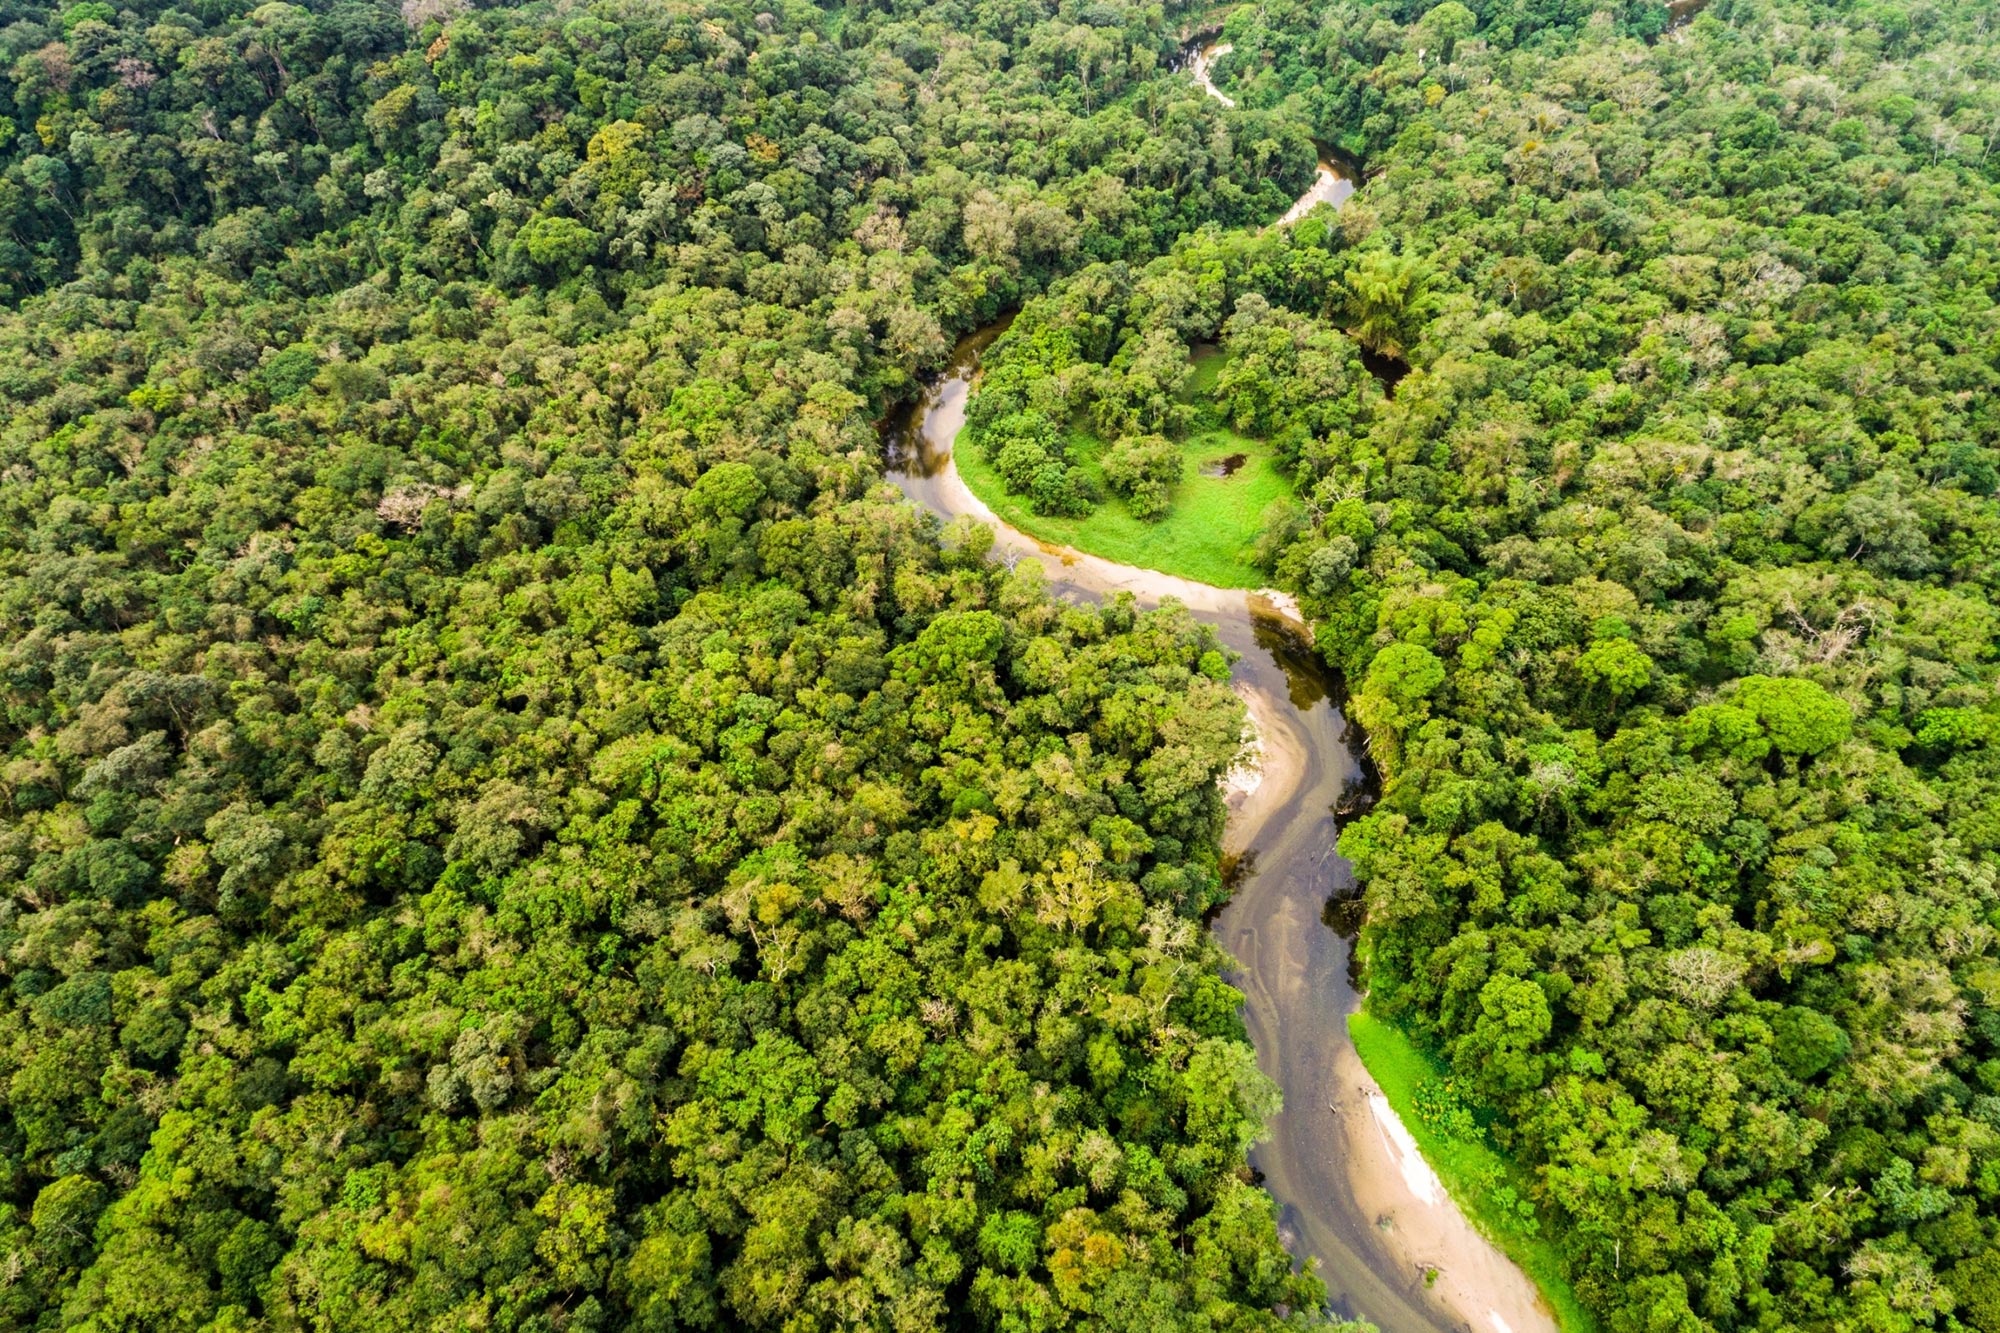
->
1346, 1011, 1601, 1333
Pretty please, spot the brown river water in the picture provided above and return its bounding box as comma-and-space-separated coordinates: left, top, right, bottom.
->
881, 311, 1559, 1333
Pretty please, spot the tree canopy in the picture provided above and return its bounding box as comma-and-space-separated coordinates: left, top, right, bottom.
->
0, 0, 1343, 1327
1238, 0, 2000, 1329
956, 0, 2000, 1325
8, 0, 2000, 1329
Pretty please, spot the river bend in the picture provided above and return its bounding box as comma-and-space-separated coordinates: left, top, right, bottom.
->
1179, 34, 1356, 222
882, 324, 1559, 1333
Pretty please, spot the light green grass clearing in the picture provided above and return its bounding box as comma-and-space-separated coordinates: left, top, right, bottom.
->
956, 423, 1289, 589
1186, 343, 1228, 395
1347, 1012, 1601, 1333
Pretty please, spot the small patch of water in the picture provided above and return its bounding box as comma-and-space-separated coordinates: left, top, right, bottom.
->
1201, 452, 1249, 478
1169, 26, 1223, 73
1666, 0, 1709, 27
1359, 346, 1411, 398
1651, 0, 1710, 41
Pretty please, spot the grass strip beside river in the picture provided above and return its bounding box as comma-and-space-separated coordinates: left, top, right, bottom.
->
1348, 1012, 1601, 1333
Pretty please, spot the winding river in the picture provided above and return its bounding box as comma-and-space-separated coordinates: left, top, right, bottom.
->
883, 328, 1558, 1333
879, 46, 1560, 1330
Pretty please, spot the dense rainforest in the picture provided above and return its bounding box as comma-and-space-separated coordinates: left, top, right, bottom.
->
1292, 3, 2000, 1329
0, 0, 1337, 1328
957, 0, 2000, 1329
5, 0, 2000, 1330
965, 0, 2000, 1330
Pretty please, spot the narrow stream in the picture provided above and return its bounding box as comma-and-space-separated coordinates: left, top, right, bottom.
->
1179, 34, 1356, 222
882, 325, 1560, 1333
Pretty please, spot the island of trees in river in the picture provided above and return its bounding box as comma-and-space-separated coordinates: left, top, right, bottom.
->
1, 0, 1999, 1331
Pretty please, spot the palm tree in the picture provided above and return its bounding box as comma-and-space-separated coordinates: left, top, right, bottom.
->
1341, 249, 1441, 360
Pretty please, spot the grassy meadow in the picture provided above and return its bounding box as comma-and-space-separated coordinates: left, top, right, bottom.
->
953, 347, 1296, 589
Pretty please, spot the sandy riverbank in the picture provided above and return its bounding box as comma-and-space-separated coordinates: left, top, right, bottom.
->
1221, 677, 1298, 841
1216, 646, 1560, 1333
1333, 1040, 1560, 1333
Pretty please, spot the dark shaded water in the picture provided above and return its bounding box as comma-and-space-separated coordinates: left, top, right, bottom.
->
1360, 346, 1412, 398
880, 314, 1013, 481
